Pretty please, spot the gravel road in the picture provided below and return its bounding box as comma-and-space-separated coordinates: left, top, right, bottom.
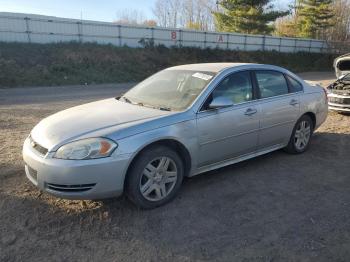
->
1, 72, 350, 262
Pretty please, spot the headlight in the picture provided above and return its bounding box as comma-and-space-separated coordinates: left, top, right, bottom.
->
54, 138, 117, 160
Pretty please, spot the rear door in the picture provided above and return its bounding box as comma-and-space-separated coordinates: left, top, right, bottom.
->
254, 70, 301, 150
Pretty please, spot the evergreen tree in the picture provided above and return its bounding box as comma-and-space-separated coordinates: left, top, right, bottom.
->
297, 0, 335, 39
213, 0, 289, 35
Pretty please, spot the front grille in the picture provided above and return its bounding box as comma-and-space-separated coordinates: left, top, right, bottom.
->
328, 96, 350, 105
29, 136, 48, 156
46, 183, 96, 193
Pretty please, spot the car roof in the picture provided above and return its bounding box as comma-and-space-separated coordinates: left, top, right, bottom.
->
165, 62, 305, 86
166, 63, 260, 73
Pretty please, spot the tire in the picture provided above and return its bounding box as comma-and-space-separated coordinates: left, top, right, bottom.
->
125, 145, 184, 209
284, 115, 314, 154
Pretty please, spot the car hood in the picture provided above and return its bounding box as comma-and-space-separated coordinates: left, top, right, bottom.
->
334, 53, 350, 79
31, 98, 171, 151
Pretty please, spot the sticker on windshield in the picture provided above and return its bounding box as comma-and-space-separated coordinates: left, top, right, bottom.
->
192, 72, 213, 81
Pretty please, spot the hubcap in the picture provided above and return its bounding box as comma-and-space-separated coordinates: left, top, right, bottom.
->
139, 157, 178, 202
294, 120, 311, 151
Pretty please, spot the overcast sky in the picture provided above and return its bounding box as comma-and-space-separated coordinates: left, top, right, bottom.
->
0, 0, 292, 22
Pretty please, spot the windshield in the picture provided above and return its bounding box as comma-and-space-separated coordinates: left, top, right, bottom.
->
120, 69, 216, 111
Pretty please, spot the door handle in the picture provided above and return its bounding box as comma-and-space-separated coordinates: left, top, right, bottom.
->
244, 108, 257, 116
290, 99, 299, 106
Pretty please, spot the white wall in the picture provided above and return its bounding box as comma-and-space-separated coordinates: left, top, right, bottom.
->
0, 12, 344, 54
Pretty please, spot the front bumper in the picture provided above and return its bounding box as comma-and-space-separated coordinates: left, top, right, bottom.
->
328, 93, 350, 112
22, 138, 132, 200
328, 103, 350, 112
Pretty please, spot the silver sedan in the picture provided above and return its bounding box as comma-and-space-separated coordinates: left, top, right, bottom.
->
23, 63, 328, 208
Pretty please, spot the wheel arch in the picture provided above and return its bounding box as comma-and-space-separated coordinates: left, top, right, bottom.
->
123, 138, 192, 189
303, 112, 316, 129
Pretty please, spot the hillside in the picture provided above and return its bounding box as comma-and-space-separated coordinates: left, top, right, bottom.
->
0, 42, 337, 88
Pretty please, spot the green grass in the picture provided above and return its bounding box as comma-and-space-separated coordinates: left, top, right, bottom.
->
0, 42, 337, 88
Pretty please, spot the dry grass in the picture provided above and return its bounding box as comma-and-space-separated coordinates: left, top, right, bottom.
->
1, 73, 350, 261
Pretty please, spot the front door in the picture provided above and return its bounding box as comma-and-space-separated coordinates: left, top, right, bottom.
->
196, 71, 260, 167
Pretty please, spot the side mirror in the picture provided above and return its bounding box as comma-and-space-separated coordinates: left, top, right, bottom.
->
209, 96, 233, 109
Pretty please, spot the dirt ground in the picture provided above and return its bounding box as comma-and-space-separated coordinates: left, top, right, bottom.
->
1, 72, 350, 262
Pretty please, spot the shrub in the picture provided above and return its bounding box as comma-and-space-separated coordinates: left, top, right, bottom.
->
0, 41, 337, 88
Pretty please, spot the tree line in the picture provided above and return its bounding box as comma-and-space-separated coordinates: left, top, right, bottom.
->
113, 0, 350, 41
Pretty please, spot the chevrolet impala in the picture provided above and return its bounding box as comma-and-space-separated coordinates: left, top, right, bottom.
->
23, 63, 328, 208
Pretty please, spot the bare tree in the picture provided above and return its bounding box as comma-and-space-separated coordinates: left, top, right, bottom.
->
153, 0, 216, 30
196, 0, 216, 30
153, 0, 179, 27
153, 0, 167, 27
328, 0, 350, 41
114, 9, 146, 25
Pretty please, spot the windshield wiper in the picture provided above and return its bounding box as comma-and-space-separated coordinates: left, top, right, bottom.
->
139, 103, 172, 111
119, 96, 134, 104
118, 96, 172, 111
158, 106, 172, 111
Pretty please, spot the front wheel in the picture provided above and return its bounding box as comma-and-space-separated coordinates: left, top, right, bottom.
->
125, 145, 184, 209
284, 115, 313, 154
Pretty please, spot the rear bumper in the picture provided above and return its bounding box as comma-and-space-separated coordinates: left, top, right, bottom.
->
22, 137, 131, 200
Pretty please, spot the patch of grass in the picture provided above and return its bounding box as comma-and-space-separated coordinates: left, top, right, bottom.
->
0, 41, 337, 88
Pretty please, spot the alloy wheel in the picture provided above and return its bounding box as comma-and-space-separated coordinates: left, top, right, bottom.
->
294, 120, 311, 151
139, 157, 178, 201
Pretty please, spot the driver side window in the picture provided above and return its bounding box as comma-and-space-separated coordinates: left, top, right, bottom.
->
212, 71, 253, 105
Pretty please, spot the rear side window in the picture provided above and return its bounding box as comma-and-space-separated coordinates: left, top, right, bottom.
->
286, 75, 303, 92
255, 71, 289, 98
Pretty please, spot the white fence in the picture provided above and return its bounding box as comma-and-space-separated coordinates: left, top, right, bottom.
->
0, 12, 348, 54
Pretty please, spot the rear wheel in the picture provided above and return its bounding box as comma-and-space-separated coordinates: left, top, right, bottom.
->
126, 145, 184, 209
285, 115, 313, 154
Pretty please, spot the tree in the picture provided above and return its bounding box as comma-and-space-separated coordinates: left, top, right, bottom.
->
143, 20, 158, 27
186, 21, 202, 30
275, 16, 299, 37
153, 0, 181, 27
181, 0, 216, 30
213, 0, 289, 34
274, 1, 301, 37
326, 0, 350, 41
114, 10, 157, 27
296, 0, 335, 39
153, 0, 216, 30
114, 9, 146, 25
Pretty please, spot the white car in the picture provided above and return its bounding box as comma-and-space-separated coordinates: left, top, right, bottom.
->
327, 53, 350, 112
